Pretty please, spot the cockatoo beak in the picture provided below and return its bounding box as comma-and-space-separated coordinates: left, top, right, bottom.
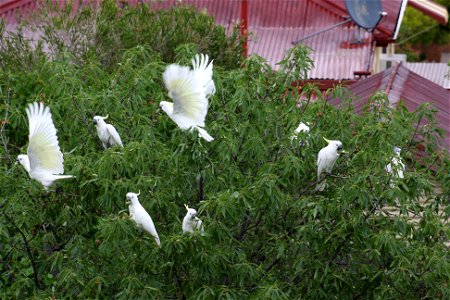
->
125, 198, 131, 205
93, 120, 97, 125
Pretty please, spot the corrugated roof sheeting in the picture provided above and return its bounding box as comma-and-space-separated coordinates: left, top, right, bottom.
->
0, 0, 36, 30
404, 62, 450, 89
152, 0, 375, 79
330, 62, 450, 151
302, 27, 373, 79
1, 0, 403, 81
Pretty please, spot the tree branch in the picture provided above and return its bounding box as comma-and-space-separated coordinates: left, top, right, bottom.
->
172, 265, 186, 300
2, 212, 41, 289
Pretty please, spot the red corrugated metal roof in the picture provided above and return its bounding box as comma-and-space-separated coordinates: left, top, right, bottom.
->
404, 62, 450, 89
0, 0, 36, 30
149, 0, 386, 79
1, 0, 404, 81
15, 0, 450, 83
330, 62, 450, 151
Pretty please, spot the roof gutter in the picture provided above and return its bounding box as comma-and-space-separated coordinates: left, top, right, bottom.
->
408, 0, 449, 25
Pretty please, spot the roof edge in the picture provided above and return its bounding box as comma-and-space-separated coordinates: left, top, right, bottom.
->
408, 0, 449, 25
394, 0, 408, 39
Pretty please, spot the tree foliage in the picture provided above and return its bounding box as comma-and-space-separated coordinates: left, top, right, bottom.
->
1, 1, 449, 298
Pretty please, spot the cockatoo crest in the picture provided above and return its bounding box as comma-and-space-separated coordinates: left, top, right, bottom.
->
323, 137, 343, 151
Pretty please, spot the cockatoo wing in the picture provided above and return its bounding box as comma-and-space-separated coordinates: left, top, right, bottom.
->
135, 204, 160, 245
163, 64, 208, 127
106, 124, 123, 147
294, 123, 310, 134
195, 218, 204, 235
317, 149, 327, 177
385, 163, 393, 174
191, 54, 215, 97
317, 147, 335, 177
26, 102, 64, 174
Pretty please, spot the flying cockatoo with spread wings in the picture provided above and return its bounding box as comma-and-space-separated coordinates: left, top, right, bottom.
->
182, 204, 204, 235
160, 54, 215, 142
93, 115, 123, 148
316, 137, 343, 191
126, 191, 161, 246
17, 102, 74, 190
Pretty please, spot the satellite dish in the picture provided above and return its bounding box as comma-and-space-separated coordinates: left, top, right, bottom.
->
345, 0, 384, 31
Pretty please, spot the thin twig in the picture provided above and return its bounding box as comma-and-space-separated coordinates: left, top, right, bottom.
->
406, 115, 423, 154
197, 171, 204, 202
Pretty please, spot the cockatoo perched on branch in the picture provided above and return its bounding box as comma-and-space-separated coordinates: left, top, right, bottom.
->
316, 137, 343, 191
126, 191, 161, 246
160, 54, 215, 142
17, 102, 74, 190
385, 147, 405, 179
290, 121, 310, 146
182, 204, 204, 235
93, 115, 123, 148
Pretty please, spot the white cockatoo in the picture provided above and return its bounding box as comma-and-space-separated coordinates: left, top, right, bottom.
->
290, 121, 310, 145
17, 102, 74, 190
93, 115, 123, 148
316, 137, 343, 191
182, 204, 204, 235
191, 53, 216, 99
385, 146, 405, 179
160, 54, 215, 142
126, 191, 160, 246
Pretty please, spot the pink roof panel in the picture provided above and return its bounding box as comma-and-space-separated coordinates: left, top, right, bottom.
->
330, 62, 450, 151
